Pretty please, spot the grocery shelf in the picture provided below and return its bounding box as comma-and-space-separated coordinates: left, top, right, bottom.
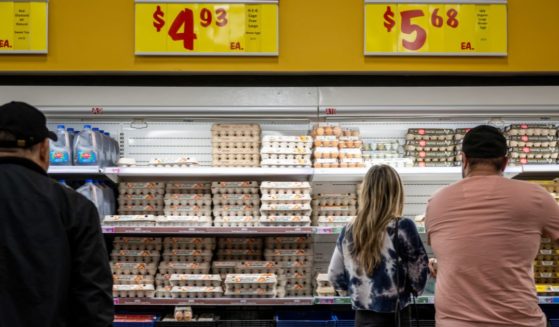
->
103, 167, 313, 182
114, 297, 314, 306
47, 166, 102, 175
102, 226, 313, 235
313, 167, 462, 183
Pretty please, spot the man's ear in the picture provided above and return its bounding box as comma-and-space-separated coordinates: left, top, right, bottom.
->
38, 138, 50, 168
500, 156, 509, 172
461, 152, 468, 168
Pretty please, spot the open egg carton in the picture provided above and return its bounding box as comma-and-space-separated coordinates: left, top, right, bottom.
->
111, 262, 158, 276
338, 128, 365, 168
174, 306, 193, 322
265, 236, 312, 250
216, 237, 263, 261
261, 135, 313, 168
212, 261, 240, 279
169, 274, 223, 287
118, 182, 165, 215
163, 237, 216, 251
113, 237, 162, 251
315, 273, 337, 297
224, 274, 279, 298
103, 215, 157, 227
113, 274, 155, 286
111, 249, 161, 263
235, 261, 284, 275
404, 128, 458, 167
505, 124, 558, 165
260, 182, 312, 227
312, 193, 357, 227
155, 215, 212, 227
312, 123, 342, 168
162, 249, 213, 263
212, 123, 261, 167
363, 140, 410, 168
158, 262, 211, 275
113, 284, 155, 298
171, 286, 224, 298
164, 182, 212, 217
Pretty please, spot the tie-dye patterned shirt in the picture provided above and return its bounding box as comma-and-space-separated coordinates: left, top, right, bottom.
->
328, 217, 429, 313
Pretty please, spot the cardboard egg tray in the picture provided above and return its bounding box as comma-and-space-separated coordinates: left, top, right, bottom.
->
316, 274, 332, 288
156, 286, 174, 298
262, 135, 313, 144
113, 274, 155, 286
406, 129, 455, 141
261, 153, 312, 160
156, 216, 212, 227
311, 123, 342, 137
166, 182, 211, 191
404, 140, 456, 152
156, 273, 172, 287
224, 274, 278, 290
510, 158, 557, 166
212, 123, 261, 138
111, 262, 158, 275
212, 181, 259, 188
313, 147, 339, 160
119, 182, 165, 193
213, 194, 260, 206
339, 148, 363, 159
163, 237, 216, 250
212, 261, 239, 278
261, 145, 312, 154
213, 143, 260, 155
454, 128, 471, 141
262, 193, 312, 203
312, 194, 357, 206
119, 194, 165, 205
224, 289, 278, 298
111, 250, 161, 263
534, 261, 559, 273
213, 216, 260, 227
315, 216, 355, 227
164, 207, 212, 217
275, 261, 313, 275
212, 157, 260, 167
261, 203, 312, 211
264, 249, 313, 264
171, 286, 224, 298
211, 187, 260, 195
508, 135, 558, 148
261, 182, 312, 194
162, 250, 213, 263
158, 262, 211, 275
312, 206, 357, 217
505, 124, 557, 136
261, 159, 312, 168
415, 162, 459, 168
259, 216, 311, 227
212, 153, 260, 162
175, 307, 193, 321
103, 215, 157, 227
338, 137, 363, 149
113, 237, 162, 251
118, 204, 164, 214
316, 286, 337, 297
235, 261, 283, 275
213, 206, 260, 217
313, 158, 339, 168
218, 238, 263, 249
284, 284, 313, 297
265, 237, 312, 250
164, 194, 212, 206
169, 274, 223, 287
509, 148, 559, 159
215, 249, 262, 261
113, 284, 155, 298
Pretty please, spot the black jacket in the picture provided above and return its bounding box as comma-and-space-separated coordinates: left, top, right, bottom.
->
0, 157, 113, 327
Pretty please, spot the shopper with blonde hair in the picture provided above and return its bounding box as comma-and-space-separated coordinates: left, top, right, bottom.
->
328, 164, 429, 327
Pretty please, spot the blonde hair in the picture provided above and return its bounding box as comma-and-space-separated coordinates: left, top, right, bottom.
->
350, 164, 404, 275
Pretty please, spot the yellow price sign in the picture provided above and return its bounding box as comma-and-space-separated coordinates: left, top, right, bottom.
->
0, 0, 48, 54
365, 0, 507, 56
135, 1, 278, 56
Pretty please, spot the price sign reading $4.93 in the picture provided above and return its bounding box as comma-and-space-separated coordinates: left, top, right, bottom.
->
135, 1, 279, 56
364, 1, 508, 56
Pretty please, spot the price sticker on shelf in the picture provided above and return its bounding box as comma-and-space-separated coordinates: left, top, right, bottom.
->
135, 0, 278, 56
0, 0, 48, 54
364, 0, 507, 56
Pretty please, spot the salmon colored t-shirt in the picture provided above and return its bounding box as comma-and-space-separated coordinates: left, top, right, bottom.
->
426, 175, 559, 327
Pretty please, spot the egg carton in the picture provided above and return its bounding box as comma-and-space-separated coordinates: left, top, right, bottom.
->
212, 261, 239, 278
404, 141, 455, 152
265, 237, 312, 249
213, 194, 260, 206
156, 286, 174, 298
261, 146, 312, 155
113, 237, 162, 251
338, 139, 363, 149
312, 194, 357, 206
362, 141, 402, 152
225, 274, 278, 287
261, 153, 312, 160
338, 148, 363, 158
509, 148, 559, 159
111, 250, 161, 263
163, 237, 216, 250
164, 194, 212, 206
364, 157, 414, 168
159, 262, 211, 275
406, 128, 455, 140
284, 284, 313, 297
211, 187, 260, 195
213, 206, 260, 217
316, 274, 332, 288
260, 216, 311, 227
213, 217, 261, 227
215, 249, 262, 261
213, 145, 261, 155
113, 284, 155, 298
148, 158, 200, 168
213, 154, 260, 162
363, 151, 402, 160
316, 216, 355, 227
169, 274, 223, 287
119, 193, 164, 202
412, 157, 457, 163
162, 250, 213, 263
166, 181, 211, 190
311, 123, 342, 137
313, 159, 340, 168
509, 158, 557, 166
505, 124, 557, 136
111, 262, 158, 275
118, 203, 163, 211
164, 207, 212, 217
120, 200, 165, 208
156, 216, 213, 227
212, 123, 261, 136
262, 193, 312, 203
156, 273, 172, 287
508, 135, 558, 147
175, 306, 193, 322
261, 181, 311, 191
284, 277, 313, 288
312, 207, 357, 216
103, 215, 157, 227
339, 160, 365, 169
264, 249, 313, 263
171, 286, 224, 298
218, 238, 263, 249
119, 182, 166, 192
313, 147, 339, 159
276, 261, 313, 275
113, 274, 155, 286
212, 159, 260, 168
415, 162, 460, 167
224, 289, 278, 298
261, 159, 313, 168
262, 135, 313, 143
316, 286, 337, 297
212, 181, 259, 188
261, 203, 312, 211
118, 211, 164, 216
235, 261, 283, 275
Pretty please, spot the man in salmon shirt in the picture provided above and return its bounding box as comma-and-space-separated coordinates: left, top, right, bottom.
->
425, 125, 559, 327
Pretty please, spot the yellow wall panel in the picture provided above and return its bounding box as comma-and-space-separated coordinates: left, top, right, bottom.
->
0, 0, 558, 72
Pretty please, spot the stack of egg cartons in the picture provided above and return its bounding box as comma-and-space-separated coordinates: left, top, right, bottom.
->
156, 237, 217, 299
212, 182, 261, 227
224, 274, 279, 298
160, 182, 212, 227
315, 273, 336, 297
213, 238, 263, 280
260, 182, 312, 227
362, 140, 411, 168
261, 135, 313, 168
453, 128, 471, 166
212, 123, 261, 167
338, 128, 365, 168
405, 128, 457, 167
505, 124, 558, 166
111, 237, 161, 298
265, 236, 313, 297
312, 123, 342, 168
311, 193, 357, 227
118, 182, 165, 215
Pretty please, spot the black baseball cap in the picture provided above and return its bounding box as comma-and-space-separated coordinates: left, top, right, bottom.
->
0, 101, 57, 148
462, 125, 507, 158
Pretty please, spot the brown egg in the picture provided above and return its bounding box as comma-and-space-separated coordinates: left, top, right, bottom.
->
315, 140, 323, 147
316, 127, 324, 135
333, 127, 342, 136
315, 162, 322, 168
340, 162, 348, 168
325, 127, 333, 135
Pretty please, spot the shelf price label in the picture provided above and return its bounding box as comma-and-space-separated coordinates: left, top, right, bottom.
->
364, 1, 507, 56
135, 1, 278, 56
0, 0, 48, 54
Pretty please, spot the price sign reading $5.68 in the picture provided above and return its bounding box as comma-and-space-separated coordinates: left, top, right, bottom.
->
134, 1, 279, 56
364, 2, 508, 56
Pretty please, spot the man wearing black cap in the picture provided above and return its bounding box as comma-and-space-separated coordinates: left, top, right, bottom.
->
425, 125, 559, 327
0, 101, 113, 327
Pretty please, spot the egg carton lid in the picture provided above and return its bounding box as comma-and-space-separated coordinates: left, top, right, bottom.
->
262, 194, 312, 201
111, 262, 158, 269
104, 215, 156, 223
262, 135, 313, 143
120, 182, 166, 189
157, 216, 212, 223
114, 237, 162, 244
171, 286, 224, 293
212, 261, 241, 268
265, 236, 311, 244
170, 274, 222, 282
111, 250, 161, 257
260, 216, 311, 223
225, 274, 278, 284
113, 284, 155, 291
160, 262, 211, 269
264, 249, 313, 256
317, 216, 355, 223
113, 275, 155, 283
165, 194, 212, 199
